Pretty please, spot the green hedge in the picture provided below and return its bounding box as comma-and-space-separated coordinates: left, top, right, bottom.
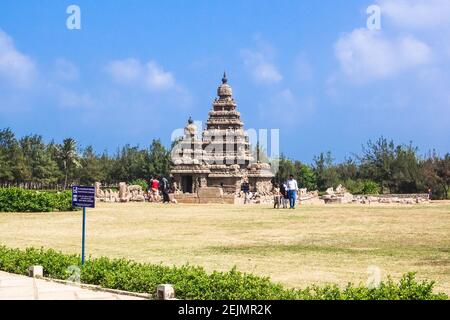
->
0, 246, 446, 300
0, 188, 74, 212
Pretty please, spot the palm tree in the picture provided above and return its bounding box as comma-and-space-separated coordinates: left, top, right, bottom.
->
58, 138, 81, 190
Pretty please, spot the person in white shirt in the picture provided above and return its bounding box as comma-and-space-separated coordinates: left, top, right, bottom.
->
286, 175, 298, 209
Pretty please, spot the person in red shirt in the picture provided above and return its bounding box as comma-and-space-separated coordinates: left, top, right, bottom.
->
151, 177, 160, 202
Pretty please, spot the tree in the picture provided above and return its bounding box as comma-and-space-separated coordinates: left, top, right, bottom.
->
0, 131, 13, 184
0, 148, 13, 184
424, 153, 450, 199
313, 152, 339, 191
359, 137, 396, 193
0, 128, 30, 185
336, 158, 360, 181
437, 154, 450, 199
274, 155, 295, 184
273, 156, 317, 190
294, 161, 316, 190
0, 127, 447, 196
147, 139, 172, 178
390, 143, 421, 193
19, 134, 59, 188
79, 146, 106, 185
57, 138, 81, 190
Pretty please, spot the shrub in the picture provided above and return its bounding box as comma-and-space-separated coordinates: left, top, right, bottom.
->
0, 188, 74, 212
362, 180, 380, 195
130, 179, 148, 192
340, 179, 380, 195
341, 179, 365, 194
0, 246, 446, 300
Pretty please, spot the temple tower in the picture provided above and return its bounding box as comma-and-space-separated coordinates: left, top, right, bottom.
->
171, 73, 274, 198
203, 72, 253, 168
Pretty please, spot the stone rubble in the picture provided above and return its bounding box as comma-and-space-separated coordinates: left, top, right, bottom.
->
319, 184, 430, 205
94, 182, 430, 206
95, 182, 147, 203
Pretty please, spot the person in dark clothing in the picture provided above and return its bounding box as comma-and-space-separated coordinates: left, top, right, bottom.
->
280, 182, 288, 209
241, 183, 250, 204
160, 177, 171, 203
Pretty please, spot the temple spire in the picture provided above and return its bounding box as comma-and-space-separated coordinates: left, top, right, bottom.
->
222, 71, 228, 84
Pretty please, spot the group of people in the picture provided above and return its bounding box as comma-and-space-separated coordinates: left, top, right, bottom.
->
275, 175, 299, 209
148, 176, 171, 203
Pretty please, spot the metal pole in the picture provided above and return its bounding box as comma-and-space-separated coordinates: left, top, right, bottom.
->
81, 207, 86, 266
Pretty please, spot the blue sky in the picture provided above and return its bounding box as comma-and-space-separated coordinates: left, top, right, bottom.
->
0, 0, 449, 163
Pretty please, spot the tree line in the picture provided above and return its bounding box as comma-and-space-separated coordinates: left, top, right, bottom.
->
0, 128, 171, 190
275, 138, 449, 199
0, 128, 448, 199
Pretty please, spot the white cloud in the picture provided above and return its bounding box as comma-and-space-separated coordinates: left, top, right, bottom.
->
53, 58, 79, 82
106, 58, 141, 84
55, 86, 94, 108
144, 61, 175, 91
241, 49, 282, 85
334, 0, 450, 83
379, 0, 450, 30
106, 58, 176, 91
335, 28, 432, 81
0, 29, 36, 87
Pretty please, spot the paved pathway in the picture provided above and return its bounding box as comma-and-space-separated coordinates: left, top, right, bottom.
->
0, 271, 147, 300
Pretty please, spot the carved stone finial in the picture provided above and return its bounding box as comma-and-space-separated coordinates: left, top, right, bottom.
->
222, 71, 228, 84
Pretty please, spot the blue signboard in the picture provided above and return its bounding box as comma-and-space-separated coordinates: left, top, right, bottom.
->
72, 186, 95, 208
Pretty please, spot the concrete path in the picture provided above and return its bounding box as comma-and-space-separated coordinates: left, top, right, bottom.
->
0, 271, 147, 300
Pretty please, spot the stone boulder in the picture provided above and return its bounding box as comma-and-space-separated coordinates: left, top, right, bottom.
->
127, 185, 145, 202
95, 182, 104, 198
119, 182, 129, 202
335, 184, 347, 194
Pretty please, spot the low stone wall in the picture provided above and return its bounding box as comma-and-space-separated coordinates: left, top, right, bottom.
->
174, 187, 235, 204
172, 193, 199, 204
353, 194, 430, 204
376, 194, 429, 200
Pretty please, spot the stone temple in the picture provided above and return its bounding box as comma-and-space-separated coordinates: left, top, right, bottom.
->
171, 73, 274, 203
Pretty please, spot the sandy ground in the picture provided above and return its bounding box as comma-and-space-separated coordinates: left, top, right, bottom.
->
1, 202, 449, 294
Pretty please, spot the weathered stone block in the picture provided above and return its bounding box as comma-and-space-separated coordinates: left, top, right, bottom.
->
197, 187, 223, 198
156, 284, 176, 300
28, 265, 43, 278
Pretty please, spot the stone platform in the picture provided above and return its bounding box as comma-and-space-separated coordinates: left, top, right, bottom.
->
173, 187, 235, 204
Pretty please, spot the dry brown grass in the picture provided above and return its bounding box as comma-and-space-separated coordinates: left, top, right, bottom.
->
1, 202, 449, 294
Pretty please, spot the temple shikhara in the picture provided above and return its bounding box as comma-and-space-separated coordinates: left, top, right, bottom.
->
171, 73, 274, 203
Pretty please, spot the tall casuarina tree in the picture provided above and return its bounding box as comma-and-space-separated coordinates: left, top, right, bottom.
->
58, 138, 81, 190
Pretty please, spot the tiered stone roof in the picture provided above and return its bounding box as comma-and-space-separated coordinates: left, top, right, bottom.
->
173, 73, 253, 168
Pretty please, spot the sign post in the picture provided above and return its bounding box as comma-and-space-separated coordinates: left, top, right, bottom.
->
81, 207, 86, 265
72, 186, 95, 266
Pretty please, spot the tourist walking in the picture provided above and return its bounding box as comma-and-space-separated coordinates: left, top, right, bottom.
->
280, 182, 288, 209
161, 177, 170, 203
242, 182, 250, 204
151, 176, 160, 202
286, 175, 298, 209
148, 176, 155, 201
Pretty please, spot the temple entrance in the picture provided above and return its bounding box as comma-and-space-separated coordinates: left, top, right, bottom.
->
181, 175, 193, 193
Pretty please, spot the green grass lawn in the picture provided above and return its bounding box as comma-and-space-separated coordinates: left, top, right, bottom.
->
1, 202, 449, 294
